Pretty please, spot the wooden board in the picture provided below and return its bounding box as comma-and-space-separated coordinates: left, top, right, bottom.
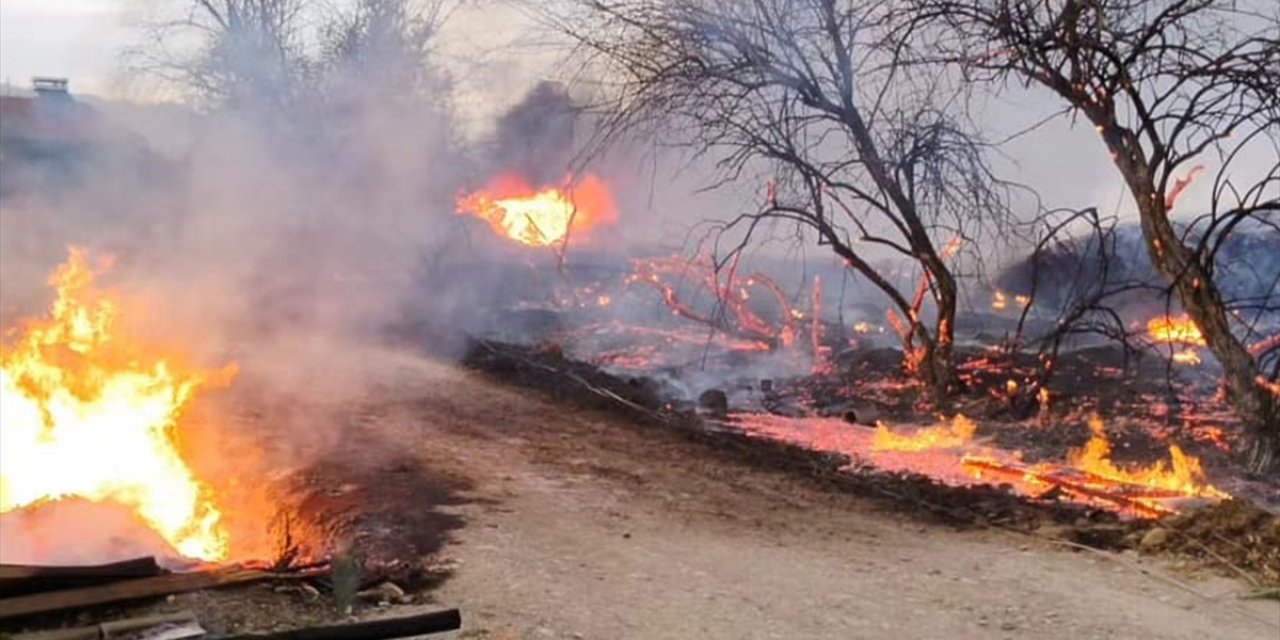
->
221, 609, 462, 640
0, 568, 273, 621
0, 557, 163, 597
13, 610, 199, 640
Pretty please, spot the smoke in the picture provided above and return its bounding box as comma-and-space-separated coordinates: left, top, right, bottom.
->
0, 0, 517, 563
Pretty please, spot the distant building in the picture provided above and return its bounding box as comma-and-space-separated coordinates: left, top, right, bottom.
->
0, 77, 98, 145
0, 77, 129, 199
32, 77, 70, 97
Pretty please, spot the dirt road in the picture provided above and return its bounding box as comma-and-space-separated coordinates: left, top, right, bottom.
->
349, 352, 1278, 640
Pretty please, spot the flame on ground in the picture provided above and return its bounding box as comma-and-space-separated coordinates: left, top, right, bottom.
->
1054, 415, 1228, 501
872, 415, 977, 452
0, 248, 234, 561
739, 411, 1227, 516
456, 173, 617, 247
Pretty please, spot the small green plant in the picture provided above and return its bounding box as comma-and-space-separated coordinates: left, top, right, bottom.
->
331, 549, 363, 615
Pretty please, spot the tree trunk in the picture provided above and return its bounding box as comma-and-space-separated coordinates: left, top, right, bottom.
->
929, 271, 961, 398
1135, 200, 1280, 475
1092, 124, 1280, 475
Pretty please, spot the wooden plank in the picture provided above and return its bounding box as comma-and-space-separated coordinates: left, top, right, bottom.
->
0, 557, 163, 596
221, 609, 462, 640
13, 610, 199, 640
0, 568, 273, 621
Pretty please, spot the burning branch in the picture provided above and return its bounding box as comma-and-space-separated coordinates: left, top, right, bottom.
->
626, 255, 798, 348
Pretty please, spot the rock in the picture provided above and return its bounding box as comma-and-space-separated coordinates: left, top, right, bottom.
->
356, 581, 406, 603
697, 389, 729, 418
1139, 528, 1171, 553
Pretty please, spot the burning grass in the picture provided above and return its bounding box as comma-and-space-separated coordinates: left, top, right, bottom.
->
462, 337, 1280, 585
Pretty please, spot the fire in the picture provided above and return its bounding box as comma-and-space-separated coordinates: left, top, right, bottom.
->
456, 173, 617, 247
1148, 314, 1204, 365
1147, 314, 1205, 346
0, 249, 233, 561
872, 414, 977, 452
1053, 415, 1227, 501
732, 410, 1226, 516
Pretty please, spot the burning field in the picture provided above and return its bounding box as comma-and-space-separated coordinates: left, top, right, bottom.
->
2, 1, 1279, 636
1, 160, 1278, 637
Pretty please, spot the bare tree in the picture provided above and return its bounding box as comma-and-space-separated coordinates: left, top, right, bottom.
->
922, 0, 1280, 472
321, 0, 456, 98
155, 0, 314, 112
555, 0, 1015, 397
135, 1, 457, 113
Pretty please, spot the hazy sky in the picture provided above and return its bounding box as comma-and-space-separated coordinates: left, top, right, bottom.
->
0, 0, 1255, 229
0, 0, 136, 95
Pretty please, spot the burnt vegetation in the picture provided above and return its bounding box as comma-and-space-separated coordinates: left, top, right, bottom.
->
554, 0, 1019, 399
554, 0, 1280, 474
918, 0, 1280, 473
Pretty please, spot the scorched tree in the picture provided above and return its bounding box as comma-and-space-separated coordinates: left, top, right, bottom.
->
556, 0, 1016, 398
922, 0, 1280, 473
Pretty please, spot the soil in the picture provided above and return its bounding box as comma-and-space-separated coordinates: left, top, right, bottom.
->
374, 349, 1278, 638
6, 347, 1277, 639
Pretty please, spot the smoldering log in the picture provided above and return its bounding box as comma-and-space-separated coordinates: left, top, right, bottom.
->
217, 609, 462, 640
0, 557, 162, 597
0, 568, 275, 620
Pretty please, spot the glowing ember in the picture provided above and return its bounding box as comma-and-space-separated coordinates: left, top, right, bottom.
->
1259, 376, 1280, 398
456, 173, 617, 247
1147, 314, 1205, 346
0, 249, 233, 561
872, 415, 977, 452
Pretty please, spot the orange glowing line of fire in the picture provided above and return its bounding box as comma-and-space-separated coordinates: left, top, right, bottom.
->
0, 248, 234, 561
871, 415, 977, 452
871, 413, 1226, 510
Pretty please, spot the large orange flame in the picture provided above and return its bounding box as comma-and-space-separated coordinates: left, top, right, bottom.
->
456, 173, 617, 247
0, 249, 234, 561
